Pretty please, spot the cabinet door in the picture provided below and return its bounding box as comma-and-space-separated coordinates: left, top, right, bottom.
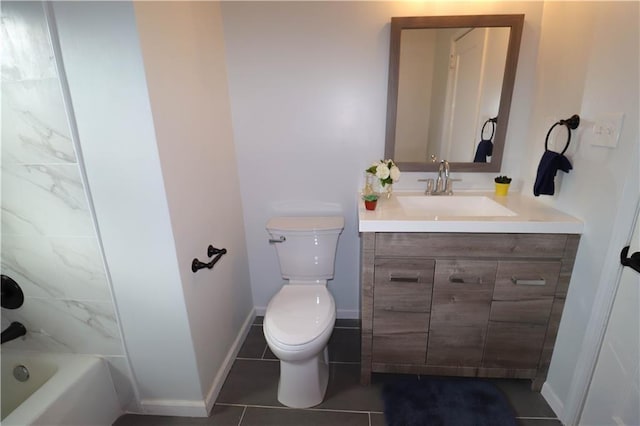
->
427, 325, 487, 366
483, 322, 547, 369
484, 261, 561, 369
428, 260, 496, 366
490, 261, 561, 324
373, 258, 434, 313
372, 258, 433, 364
430, 259, 497, 326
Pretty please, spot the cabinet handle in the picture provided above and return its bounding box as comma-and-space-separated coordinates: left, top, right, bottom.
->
449, 275, 482, 284
511, 276, 546, 286
389, 275, 420, 283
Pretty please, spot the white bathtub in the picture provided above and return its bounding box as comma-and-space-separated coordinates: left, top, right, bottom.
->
1, 352, 122, 425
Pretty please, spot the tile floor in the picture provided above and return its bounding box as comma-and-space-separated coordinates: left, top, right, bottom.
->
114, 318, 562, 426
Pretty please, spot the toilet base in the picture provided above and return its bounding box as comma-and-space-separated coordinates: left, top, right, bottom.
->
277, 346, 329, 408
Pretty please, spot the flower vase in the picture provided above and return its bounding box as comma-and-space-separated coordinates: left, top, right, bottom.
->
379, 183, 393, 199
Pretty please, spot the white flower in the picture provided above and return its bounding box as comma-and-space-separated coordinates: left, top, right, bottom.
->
376, 163, 390, 179
389, 165, 401, 182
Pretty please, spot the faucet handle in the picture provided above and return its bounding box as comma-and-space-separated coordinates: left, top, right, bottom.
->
445, 178, 462, 194
417, 178, 435, 195
425, 178, 434, 194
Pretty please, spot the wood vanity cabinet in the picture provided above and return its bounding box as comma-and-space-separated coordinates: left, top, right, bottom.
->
359, 232, 580, 390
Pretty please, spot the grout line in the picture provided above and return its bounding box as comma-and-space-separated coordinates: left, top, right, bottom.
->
236, 357, 279, 362
515, 416, 559, 420
236, 405, 247, 426
235, 357, 360, 365
260, 344, 269, 359
216, 402, 382, 415
368, 411, 372, 426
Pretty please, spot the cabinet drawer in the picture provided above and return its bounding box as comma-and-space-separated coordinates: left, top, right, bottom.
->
427, 326, 486, 367
375, 233, 567, 258
374, 258, 434, 312
490, 261, 560, 324
373, 309, 429, 334
372, 333, 427, 364
430, 260, 496, 327
483, 322, 546, 369
494, 261, 560, 299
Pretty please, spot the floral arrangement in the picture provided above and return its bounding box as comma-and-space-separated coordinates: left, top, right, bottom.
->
494, 175, 512, 184
366, 159, 401, 188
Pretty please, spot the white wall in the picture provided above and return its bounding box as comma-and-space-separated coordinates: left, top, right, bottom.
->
52, 2, 254, 415
519, 1, 639, 420
133, 1, 253, 406
51, 1, 204, 411
221, 1, 543, 317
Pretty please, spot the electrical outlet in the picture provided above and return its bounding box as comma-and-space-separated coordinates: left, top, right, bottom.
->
592, 112, 624, 148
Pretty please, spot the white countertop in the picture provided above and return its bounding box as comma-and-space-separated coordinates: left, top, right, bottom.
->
358, 191, 583, 234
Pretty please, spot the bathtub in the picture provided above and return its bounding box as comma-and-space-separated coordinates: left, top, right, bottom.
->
1, 352, 122, 425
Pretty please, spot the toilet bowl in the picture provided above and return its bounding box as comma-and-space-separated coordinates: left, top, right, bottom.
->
263, 216, 344, 408
263, 284, 336, 408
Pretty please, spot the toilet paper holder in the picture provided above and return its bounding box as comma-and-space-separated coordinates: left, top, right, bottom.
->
192, 245, 227, 273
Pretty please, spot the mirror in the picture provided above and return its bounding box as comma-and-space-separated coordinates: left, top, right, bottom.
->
384, 15, 524, 172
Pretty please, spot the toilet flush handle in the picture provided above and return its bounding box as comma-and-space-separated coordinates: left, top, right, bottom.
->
269, 236, 286, 244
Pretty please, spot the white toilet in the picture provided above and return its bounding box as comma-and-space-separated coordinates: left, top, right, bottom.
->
263, 216, 344, 409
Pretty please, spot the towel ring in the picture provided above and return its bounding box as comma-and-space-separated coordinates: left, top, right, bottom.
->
481, 116, 497, 141
545, 114, 580, 155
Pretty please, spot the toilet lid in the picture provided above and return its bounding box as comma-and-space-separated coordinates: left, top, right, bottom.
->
265, 285, 335, 347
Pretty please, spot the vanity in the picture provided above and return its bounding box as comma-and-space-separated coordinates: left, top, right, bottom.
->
358, 192, 583, 390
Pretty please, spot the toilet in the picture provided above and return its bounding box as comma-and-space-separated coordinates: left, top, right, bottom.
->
263, 216, 344, 408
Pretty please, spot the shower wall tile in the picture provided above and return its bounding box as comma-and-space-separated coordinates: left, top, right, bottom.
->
1, 163, 94, 236
2, 79, 77, 164
1, 1, 57, 82
1, 234, 111, 300
2, 297, 124, 355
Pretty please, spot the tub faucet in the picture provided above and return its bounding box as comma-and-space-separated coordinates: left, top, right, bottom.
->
1, 321, 27, 344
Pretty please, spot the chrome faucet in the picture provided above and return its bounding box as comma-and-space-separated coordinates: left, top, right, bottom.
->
419, 160, 456, 195
435, 160, 450, 193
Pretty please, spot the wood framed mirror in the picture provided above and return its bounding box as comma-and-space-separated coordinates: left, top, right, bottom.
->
384, 14, 524, 172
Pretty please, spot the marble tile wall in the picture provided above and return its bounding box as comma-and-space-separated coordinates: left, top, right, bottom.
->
1, 1, 126, 361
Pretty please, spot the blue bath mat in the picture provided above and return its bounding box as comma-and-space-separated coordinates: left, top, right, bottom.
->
382, 377, 517, 426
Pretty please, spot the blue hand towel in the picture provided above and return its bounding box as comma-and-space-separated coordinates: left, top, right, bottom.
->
533, 150, 572, 196
473, 139, 493, 163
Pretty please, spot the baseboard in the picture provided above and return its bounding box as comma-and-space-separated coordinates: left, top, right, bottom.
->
541, 382, 565, 422
203, 308, 255, 413
336, 309, 360, 319
255, 306, 359, 320
139, 308, 256, 418
139, 398, 208, 417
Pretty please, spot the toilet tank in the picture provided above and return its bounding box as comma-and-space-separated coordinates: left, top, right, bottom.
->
266, 216, 344, 281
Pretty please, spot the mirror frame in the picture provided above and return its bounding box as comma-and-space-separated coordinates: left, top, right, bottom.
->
384, 14, 524, 172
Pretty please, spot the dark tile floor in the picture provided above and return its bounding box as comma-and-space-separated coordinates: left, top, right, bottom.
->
114, 318, 561, 426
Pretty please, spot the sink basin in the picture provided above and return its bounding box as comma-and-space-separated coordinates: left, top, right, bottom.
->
396, 196, 518, 218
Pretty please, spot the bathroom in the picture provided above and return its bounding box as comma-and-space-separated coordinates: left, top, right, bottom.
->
1, 1, 638, 425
